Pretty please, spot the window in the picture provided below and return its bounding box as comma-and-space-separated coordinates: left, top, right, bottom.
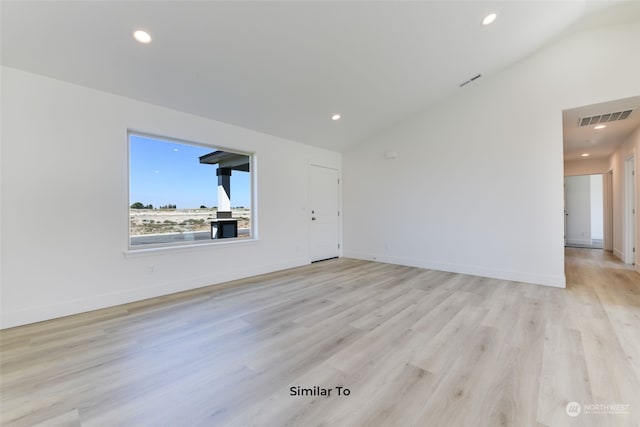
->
128, 133, 253, 248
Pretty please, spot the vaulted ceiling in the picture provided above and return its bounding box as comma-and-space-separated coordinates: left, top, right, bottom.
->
2, 1, 639, 152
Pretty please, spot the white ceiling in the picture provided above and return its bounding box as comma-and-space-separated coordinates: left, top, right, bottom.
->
563, 95, 640, 161
2, 1, 640, 152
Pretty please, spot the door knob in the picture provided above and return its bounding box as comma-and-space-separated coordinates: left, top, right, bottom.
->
312, 217, 316, 221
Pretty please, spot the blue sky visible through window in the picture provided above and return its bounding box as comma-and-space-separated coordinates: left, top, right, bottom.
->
129, 134, 251, 209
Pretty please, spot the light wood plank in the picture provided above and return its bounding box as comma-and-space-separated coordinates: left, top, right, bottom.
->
1, 249, 639, 426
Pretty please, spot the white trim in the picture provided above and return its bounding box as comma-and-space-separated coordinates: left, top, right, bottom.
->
603, 169, 614, 252
126, 130, 257, 251
614, 248, 624, 261
566, 238, 593, 246
1, 257, 309, 329
624, 154, 636, 264
124, 237, 258, 258
343, 251, 566, 288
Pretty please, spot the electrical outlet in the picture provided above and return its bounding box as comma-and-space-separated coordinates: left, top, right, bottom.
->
148, 265, 155, 273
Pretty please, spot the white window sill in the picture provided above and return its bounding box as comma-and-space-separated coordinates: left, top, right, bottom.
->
123, 237, 258, 258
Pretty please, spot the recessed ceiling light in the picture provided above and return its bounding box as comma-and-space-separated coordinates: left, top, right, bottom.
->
133, 30, 152, 44
331, 114, 341, 121
581, 153, 590, 157
481, 13, 497, 26
594, 124, 606, 130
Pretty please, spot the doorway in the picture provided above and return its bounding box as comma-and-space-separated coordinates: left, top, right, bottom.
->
564, 174, 604, 249
309, 165, 340, 262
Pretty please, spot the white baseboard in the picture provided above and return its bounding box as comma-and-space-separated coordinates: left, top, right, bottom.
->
1, 257, 309, 329
614, 248, 624, 261
343, 251, 566, 288
566, 238, 593, 246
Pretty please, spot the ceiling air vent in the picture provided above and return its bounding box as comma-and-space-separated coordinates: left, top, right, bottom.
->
459, 74, 481, 88
579, 109, 633, 127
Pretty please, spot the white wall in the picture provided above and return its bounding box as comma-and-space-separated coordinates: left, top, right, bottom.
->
343, 21, 640, 288
0, 67, 341, 328
565, 176, 592, 246
590, 174, 604, 240
564, 157, 609, 176
609, 124, 640, 265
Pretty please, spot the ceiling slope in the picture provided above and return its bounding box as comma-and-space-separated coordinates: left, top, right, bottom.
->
2, 1, 638, 151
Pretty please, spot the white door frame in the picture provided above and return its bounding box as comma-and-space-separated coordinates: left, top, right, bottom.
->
624, 155, 636, 264
603, 169, 614, 252
308, 163, 342, 262
564, 174, 605, 248
563, 180, 567, 247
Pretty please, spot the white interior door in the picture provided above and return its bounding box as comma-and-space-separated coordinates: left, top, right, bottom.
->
564, 174, 604, 249
309, 165, 340, 262
565, 175, 592, 247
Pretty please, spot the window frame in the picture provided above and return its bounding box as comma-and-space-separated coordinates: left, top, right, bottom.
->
126, 130, 256, 252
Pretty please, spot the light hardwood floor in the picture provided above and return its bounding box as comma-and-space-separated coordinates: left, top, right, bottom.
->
1, 249, 639, 426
